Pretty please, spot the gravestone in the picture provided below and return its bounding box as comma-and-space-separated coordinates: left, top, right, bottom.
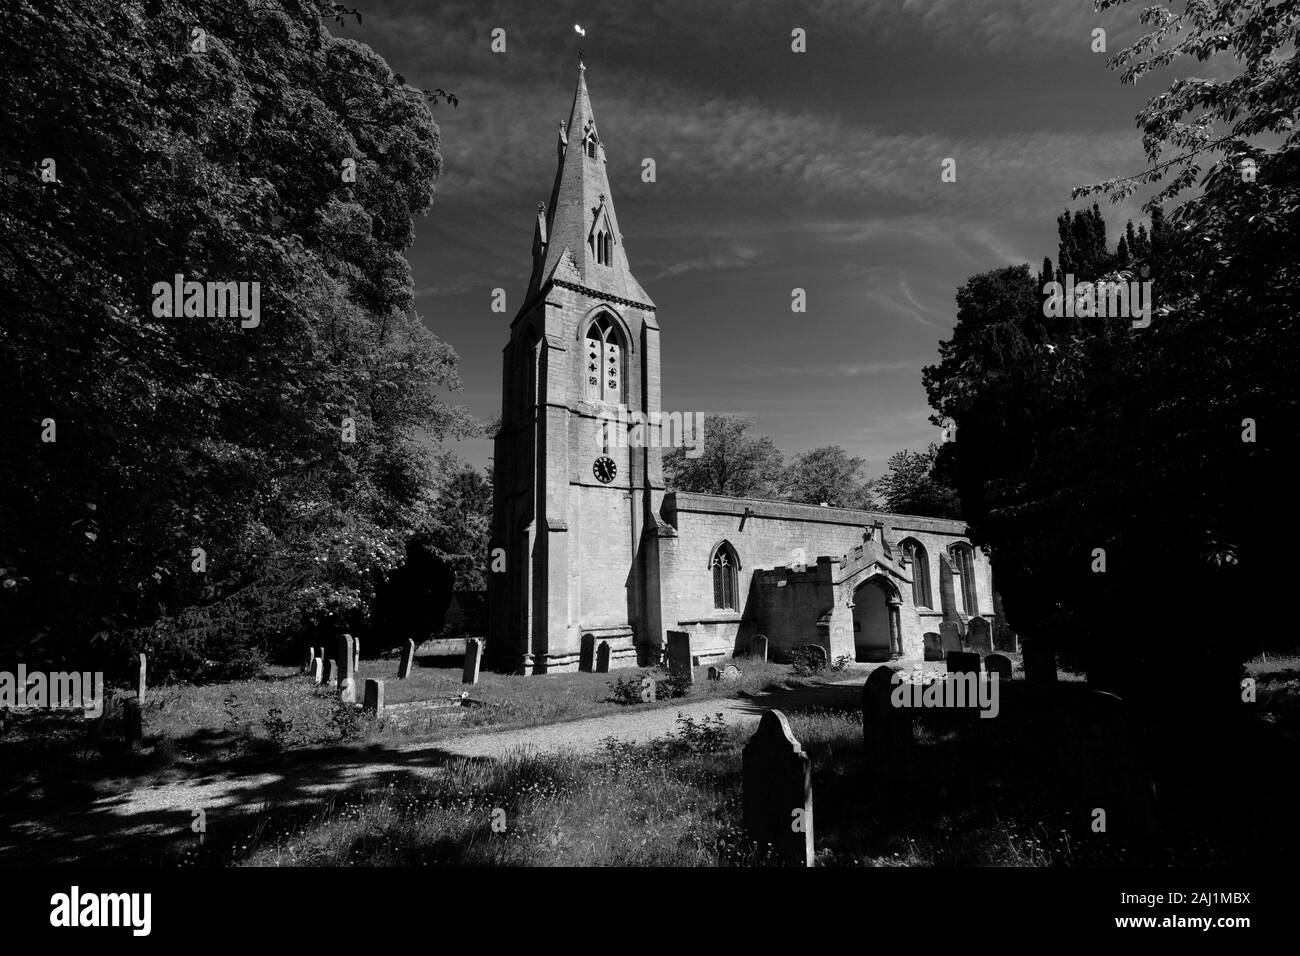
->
801, 644, 828, 667
969, 616, 992, 655
639, 675, 656, 703
596, 641, 611, 674
363, 679, 384, 716
302, 646, 315, 674
313, 647, 324, 668
939, 621, 962, 654
463, 637, 484, 685
124, 697, 142, 751
707, 665, 721, 681
722, 664, 742, 683
742, 710, 813, 867
945, 651, 981, 676
862, 666, 913, 762
398, 640, 416, 680
136, 653, 147, 704
984, 653, 1012, 683
310, 658, 323, 685
750, 634, 768, 662
322, 658, 334, 685
1069, 690, 1156, 833
338, 635, 357, 703
922, 632, 944, 662
666, 631, 693, 683
1022, 637, 1058, 684
993, 623, 1018, 653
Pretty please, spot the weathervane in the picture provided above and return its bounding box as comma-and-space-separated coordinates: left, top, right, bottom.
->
575, 23, 586, 66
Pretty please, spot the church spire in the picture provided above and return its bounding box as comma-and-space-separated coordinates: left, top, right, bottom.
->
525, 61, 653, 309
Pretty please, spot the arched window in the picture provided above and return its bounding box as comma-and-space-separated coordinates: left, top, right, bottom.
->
583, 314, 621, 403
900, 538, 932, 608
711, 542, 740, 611
950, 543, 979, 617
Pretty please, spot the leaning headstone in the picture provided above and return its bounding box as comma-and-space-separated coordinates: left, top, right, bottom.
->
302, 646, 315, 674
639, 675, 656, 703
750, 634, 768, 662
124, 697, 143, 751
398, 639, 416, 680
352, 637, 360, 673
922, 632, 944, 662
707, 665, 721, 681
311, 658, 323, 686
742, 710, 814, 867
313, 646, 324, 667
338, 634, 357, 703
666, 631, 693, 683
969, 616, 992, 655
722, 664, 742, 683
596, 641, 611, 674
462, 637, 484, 685
939, 621, 962, 654
136, 653, 147, 704
322, 658, 334, 685
862, 665, 913, 762
984, 653, 1012, 683
363, 678, 385, 716
946, 651, 981, 676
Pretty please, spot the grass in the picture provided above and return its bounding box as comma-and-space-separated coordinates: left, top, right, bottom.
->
0, 653, 847, 804
6, 652, 1295, 867
173, 652, 1300, 867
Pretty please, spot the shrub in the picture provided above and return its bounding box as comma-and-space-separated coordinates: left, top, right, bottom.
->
328, 700, 365, 741
669, 712, 728, 755
791, 647, 828, 677
655, 668, 692, 700
831, 654, 853, 673
261, 707, 295, 749
608, 673, 650, 706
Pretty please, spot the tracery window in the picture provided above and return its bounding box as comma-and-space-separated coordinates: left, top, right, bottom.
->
711, 541, 740, 611
584, 315, 621, 403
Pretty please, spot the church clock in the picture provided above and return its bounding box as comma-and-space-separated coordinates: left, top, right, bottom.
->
593, 456, 617, 484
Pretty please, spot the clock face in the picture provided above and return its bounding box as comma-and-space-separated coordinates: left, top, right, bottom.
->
593, 456, 617, 484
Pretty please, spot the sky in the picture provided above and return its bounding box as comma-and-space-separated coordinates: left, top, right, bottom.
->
343, 0, 1186, 475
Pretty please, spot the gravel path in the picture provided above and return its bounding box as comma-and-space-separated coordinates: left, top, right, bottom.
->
1, 673, 873, 863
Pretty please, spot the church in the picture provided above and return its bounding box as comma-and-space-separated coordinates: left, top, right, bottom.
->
488, 62, 996, 674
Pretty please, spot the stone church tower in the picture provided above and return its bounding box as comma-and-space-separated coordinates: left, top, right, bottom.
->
489, 61, 669, 673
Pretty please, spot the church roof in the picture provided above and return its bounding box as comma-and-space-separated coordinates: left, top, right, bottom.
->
524, 61, 654, 310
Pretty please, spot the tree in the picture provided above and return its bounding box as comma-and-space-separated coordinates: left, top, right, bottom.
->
664, 415, 784, 498
929, 0, 1300, 745
0, 1, 470, 679
422, 464, 492, 593
877, 444, 961, 519
780, 445, 877, 509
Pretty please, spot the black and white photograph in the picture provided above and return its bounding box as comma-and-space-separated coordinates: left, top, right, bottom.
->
0, 0, 1294, 938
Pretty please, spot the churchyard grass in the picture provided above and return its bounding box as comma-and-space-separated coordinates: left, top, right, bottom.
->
194, 655, 1298, 866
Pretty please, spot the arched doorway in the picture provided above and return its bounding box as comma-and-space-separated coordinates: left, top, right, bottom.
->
852, 579, 899, 662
